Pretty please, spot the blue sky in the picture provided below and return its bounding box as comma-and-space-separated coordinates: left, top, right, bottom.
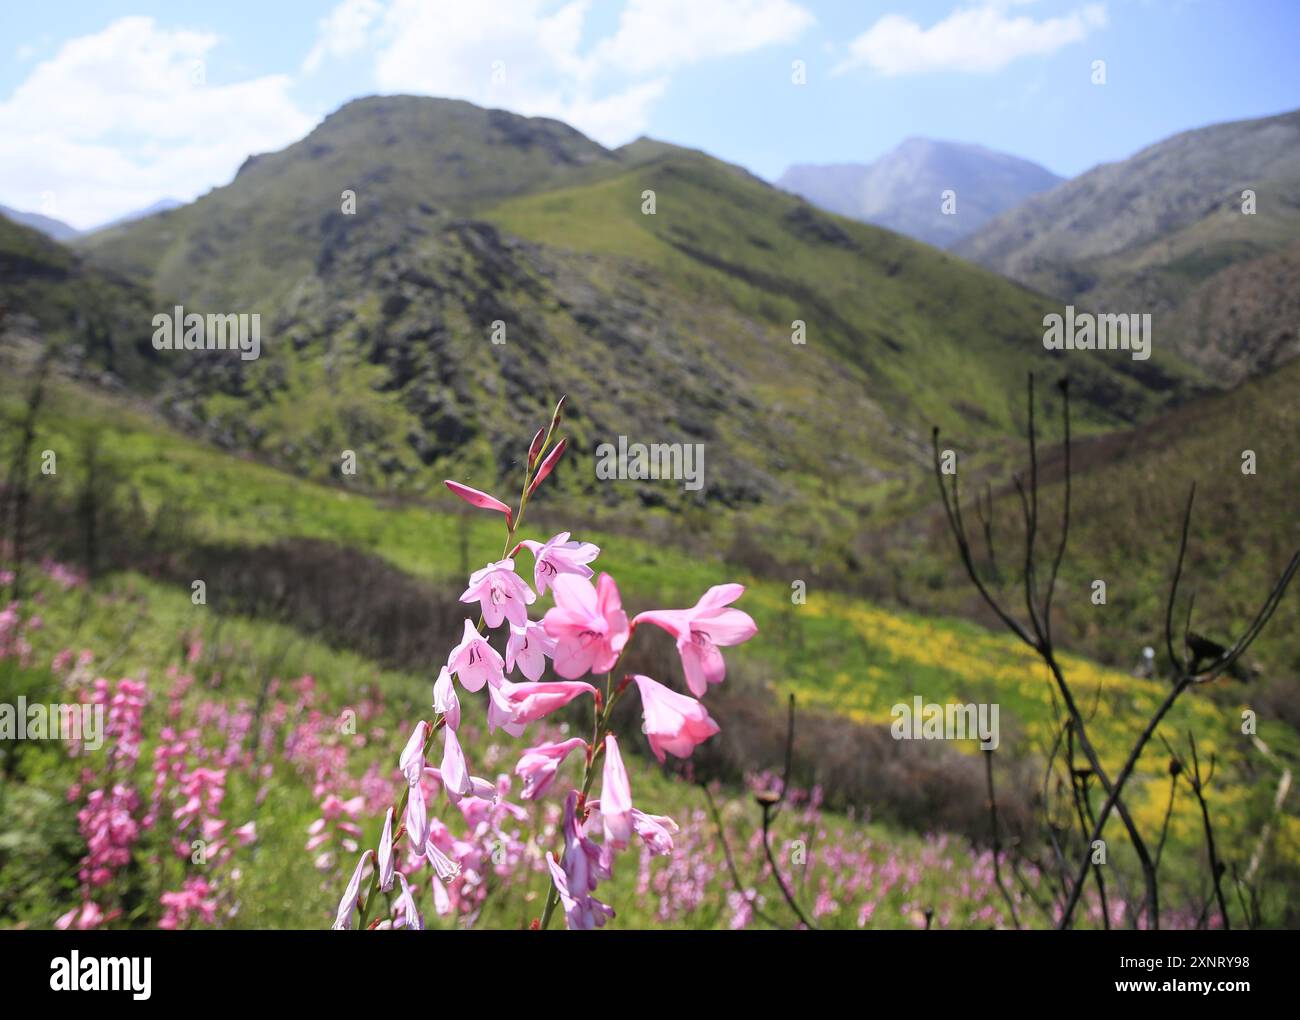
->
2, 0, 1297, 228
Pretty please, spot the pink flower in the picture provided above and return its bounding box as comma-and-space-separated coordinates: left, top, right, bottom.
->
405, 776, 429, 848
515, 737, 587, 800
490, 678, 597, 728
600, 735, 633, 849
561, 790, 611, 895
433, 668, 461, 730
460, 559, 536, 629
546, 852, 614, 931
332, 849, 373, 930
439, 728, 497, 805
548, 791, 614, 930
377, 808, 395, 892
542, 573, 629, 679
634, 584, 756, 696
425, 840, 461, 881
446, 619, 504, 692
399, 720, 429, 784
632, 674, 720, 762
444, 480, 512, 526
505, 620, 555, 681
395, 872, 423, 931
630, 809, 678, 856
519, 532, 599, 596
440, 727, 473, 801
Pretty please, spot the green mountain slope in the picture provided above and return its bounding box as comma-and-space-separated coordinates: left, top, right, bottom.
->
74, 96, 1191, 521
0, 212, 157, 385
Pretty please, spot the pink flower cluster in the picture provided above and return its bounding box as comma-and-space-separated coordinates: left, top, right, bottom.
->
333, 400, 757, 930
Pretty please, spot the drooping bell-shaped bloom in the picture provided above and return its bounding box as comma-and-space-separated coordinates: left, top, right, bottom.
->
632, 674, 721, 762
561, 789, 612, 897
395, 871, 423, 931
446, 619, 504, 692
519, 532, 600, 596
546, 851, 614, 931
430, 874, 452, 917
377, 808, 395, 892
515, 737, 587, 800
505, 620, 555, 681
486, 682, 526, 738
405, 775, 429, 848
460, 558, 536, 629
399, 720, 429, 785
440, 727, 474, 802
600, 735, 634, 849
586, 802, 679, 857
542, 573, 629, 679
492, 678, 597, 728
633, 584, 757, 696
331, 849, 373, 930
433, 667, 461, 730
631, 809, 679, 856
425, 839, 462, 881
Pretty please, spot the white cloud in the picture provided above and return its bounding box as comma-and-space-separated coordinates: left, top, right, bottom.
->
302, 0, 385, 74
591, 0, 814, 75
0, 16, 314, 229
352, 0, 810, 145
0, 3, 812, 226
834, 2, 1107, 77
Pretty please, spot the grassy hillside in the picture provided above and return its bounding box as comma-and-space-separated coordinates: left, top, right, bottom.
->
69, 97, 1191, 527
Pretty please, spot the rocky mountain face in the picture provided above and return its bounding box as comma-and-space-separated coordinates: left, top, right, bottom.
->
777, 138, 1062, 249
955, 109, 1300, 383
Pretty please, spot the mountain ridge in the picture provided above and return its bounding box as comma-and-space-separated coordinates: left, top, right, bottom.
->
777, 137, 1062, 248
